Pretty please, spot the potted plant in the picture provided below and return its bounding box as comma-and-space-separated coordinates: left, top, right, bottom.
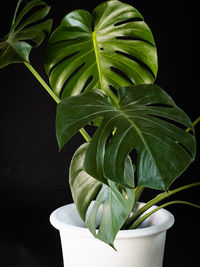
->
0, 0, 199, 266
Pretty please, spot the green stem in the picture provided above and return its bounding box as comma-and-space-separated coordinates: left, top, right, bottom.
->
125, 182, 200, 229
122, 186, 144, 229
79, 128, 92, 142
24, 62, 91, 142
193, 116, 200, 127
186, 116, 200, 132
130, 200, 200, 229
24, 62, 60, 104
134, 186, 144, 207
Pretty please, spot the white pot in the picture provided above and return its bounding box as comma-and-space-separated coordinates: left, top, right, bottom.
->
50, 203, 174, 267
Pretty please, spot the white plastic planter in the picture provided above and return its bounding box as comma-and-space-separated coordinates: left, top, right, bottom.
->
50, 203, 174, 267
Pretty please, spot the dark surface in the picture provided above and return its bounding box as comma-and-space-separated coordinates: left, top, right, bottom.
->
0, 0, 199, 266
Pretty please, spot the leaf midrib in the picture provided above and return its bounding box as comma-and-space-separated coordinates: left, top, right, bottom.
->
92, 31, 104, 90
92, 31, 118, 106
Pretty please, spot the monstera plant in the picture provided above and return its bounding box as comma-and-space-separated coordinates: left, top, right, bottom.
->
1, 0, 199, 248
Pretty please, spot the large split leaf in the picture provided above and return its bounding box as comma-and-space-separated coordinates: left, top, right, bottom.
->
45, 0, 157, 100
0, 0, 52, 68
56, 84, 196, 190
69, 142, 134, 247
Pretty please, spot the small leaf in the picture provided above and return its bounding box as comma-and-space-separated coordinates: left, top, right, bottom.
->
56, 84, 196, 190
69, 142, 135, 247
0, 0, 52, 69
86, 180, 134, 248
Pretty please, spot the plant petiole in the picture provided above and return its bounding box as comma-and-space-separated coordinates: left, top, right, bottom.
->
24, 62, 60, 104
130, 200, 200, 229
186, 116, 200, 132
124, 182, 200, 229
24, 62, 91, 142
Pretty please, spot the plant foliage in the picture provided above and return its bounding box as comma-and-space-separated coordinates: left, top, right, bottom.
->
57, 85, 195, 191
0, 0, 52, 68
0, 0, 198, 248
69, 142, 135, 247
44, 0, 157, 100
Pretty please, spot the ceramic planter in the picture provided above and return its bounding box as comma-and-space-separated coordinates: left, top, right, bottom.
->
50, 203, 174, 267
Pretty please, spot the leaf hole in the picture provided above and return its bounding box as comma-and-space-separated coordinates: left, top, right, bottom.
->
175, 140, 194, 158
82, 75, 94, 92
104, 127, 117, 149
60, 62, 86, 97
15, 5, 49, 31
24, 39, 37, 47
105, 132, 113, 149
110, 66, 134, 85
114, 17, 143, 27
115, 50, 155, 79
129, 148, 137, 166
49, 39, 73, 47
109, 85, 118, 96
100, 47, 104, 50
116, 36, 153, 46
12, 3, 51, 48
49, 51, 80, 75
148, 114, 188, 131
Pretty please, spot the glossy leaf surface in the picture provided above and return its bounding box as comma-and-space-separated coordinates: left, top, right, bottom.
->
0, 0, 52, 68
45, 0, 157, 100
69, 142, 134, 247
57, 84, 196, 190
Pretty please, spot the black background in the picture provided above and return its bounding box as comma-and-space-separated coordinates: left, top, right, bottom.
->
0, 0, 199, 266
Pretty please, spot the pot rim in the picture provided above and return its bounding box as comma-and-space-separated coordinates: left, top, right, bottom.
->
50, 202, 174, 239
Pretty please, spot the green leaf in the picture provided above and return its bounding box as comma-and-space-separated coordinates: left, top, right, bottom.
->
0, 0, 52, 69
86, 180, 134, 248
45, 0, 157, 101
69, 142, 134, 247
56, 84, 196, 190
69, 142, 102, 221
